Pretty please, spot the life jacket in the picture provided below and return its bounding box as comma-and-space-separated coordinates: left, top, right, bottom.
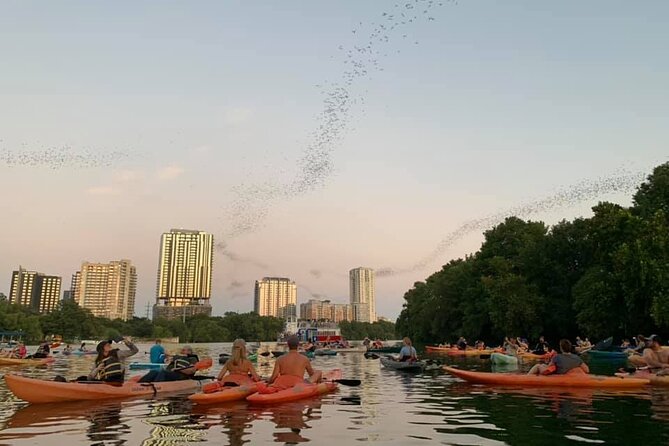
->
96, 354, 124, 382
167, 355, 195, 372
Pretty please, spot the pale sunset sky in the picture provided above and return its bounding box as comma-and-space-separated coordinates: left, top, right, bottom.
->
0, 1, 667, 319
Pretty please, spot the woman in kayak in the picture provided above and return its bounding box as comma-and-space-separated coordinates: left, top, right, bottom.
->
398, 337, 418, 362
527, 339, 589, 375
217, 339, 261, 382
139, 345, 200, 382
87, 338, 138, 383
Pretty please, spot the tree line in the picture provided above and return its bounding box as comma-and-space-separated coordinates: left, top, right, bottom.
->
0, 298, 395, 343
396, 163, 669, 346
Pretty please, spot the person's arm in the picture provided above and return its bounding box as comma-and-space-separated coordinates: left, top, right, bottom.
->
216, 362, 229, 381
117, 340, 139, 360
268, 360, 281, 384
579, 361, 590, 373
305, 357, 316, 377
88, 362, 104, 380
247, 361, 261, 381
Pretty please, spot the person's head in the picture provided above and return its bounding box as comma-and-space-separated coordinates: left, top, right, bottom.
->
155, 339, 161, 345
539, 336, 545, 342
559, 339, 572, 353
181, 345, 194, 356
287, 335, 300, 350
95, 340, 113, 363
403, 337, 412, 347
649, 335, 663, 348
231, 338, 247, 365
81, 342, 85, 347
576, 336, 582, 341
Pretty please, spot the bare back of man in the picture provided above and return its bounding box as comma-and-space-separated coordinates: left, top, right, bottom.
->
270, 351, 322, 384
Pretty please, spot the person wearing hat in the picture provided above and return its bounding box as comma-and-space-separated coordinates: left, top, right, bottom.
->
262, 335, 322, 391
139, 345, 199, 382
87, 337, 138, 383
642, 335, 669, 373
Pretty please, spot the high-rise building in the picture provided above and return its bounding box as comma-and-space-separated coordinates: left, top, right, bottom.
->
349, 267, 376, 323
75, 260, 137, 321
254, 277, 297, 319
300, 299, 353, 323
153, 229, 214, 320
70, 272, 81, 303
9, 267, 62, 313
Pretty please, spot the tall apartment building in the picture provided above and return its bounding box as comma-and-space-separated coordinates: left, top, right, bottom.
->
299, 299, 352, 323
153, 229, 214, 320
349, 267, 376, 323
75, 260, 137, 321
9, 266, 62, 313
254, 277, 297, 320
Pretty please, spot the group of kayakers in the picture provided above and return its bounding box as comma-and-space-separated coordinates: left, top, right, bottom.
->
0, 339, 51, 359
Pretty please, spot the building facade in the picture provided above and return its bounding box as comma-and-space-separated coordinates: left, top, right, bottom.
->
254, 277, 297, 319
299, 299, 353, 323
75, 260, 137, 321
9, 267, 62, 313
153, 229, 214, 319
349, 267, 376, 323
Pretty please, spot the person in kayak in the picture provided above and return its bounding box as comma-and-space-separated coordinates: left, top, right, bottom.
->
139, 345, 200, 382
532, 336, 550, 355
2, 342, 27, 358
63, 344, 72, 354
217, 339, 261, 382
264, 335, 322, 391
527, 339, 589, 375
398, 337, 418, 362
456, 337, 468, 351
79, 342, 88, 352
27, 339, 50, 359
642, 335, 669, 373
87, 338, 139, 383
150, 339, 166, 364
503, 337, 520, 356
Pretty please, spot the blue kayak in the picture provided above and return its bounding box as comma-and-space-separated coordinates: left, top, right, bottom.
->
128, 362, 166, 370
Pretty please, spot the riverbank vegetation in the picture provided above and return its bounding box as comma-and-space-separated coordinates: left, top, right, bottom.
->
0, 299, 396, 343
397, 163, 669, 345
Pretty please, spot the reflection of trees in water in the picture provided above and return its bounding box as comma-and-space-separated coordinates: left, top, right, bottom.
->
141, 400, 206, 446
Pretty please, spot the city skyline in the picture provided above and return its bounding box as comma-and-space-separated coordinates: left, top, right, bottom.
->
73, 259, 137, 321
1, 1, 666, 320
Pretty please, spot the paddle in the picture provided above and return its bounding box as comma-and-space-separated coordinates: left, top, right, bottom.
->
330, 379, 361, 387
174, 357, 213, 372
202, 380, 244, 393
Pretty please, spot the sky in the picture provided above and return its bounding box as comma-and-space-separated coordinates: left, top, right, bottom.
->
0, 1, 667, 320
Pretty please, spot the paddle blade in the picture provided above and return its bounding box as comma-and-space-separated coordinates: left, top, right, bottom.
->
195, 357, 213, 371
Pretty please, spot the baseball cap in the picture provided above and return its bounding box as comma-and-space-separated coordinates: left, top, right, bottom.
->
96, 340, 112, 353
649, 334, 663, 345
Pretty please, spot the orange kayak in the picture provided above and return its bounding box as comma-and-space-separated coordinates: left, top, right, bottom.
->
4, 374, 207, 404
189, 374, 259, 404
443, 366, 650, 388
246, 370, 341, 405
425, 346, 453, 353
0, 357, 55, 366
617, 370, 669, 386
445, 349, 497, 356
518, 352, 552, 361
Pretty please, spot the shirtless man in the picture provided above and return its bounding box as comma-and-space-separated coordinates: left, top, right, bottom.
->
269, 335, 322, 385
643, 335, 669, 374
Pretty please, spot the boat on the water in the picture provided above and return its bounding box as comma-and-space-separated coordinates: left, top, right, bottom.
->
4, 374, 209, 404
0, 357, 55, 366
444, 366, 649, 388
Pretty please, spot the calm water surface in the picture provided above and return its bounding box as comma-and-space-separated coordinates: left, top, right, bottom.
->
1, 343, 669, 445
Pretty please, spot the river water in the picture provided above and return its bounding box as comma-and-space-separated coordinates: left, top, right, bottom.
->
1, 343, 668, 445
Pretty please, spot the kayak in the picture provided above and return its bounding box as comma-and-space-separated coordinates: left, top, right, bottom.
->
380, 357, 426, 372
314, 349, 337, 356
518, 352, 551, 361
246, 370, 341, 405
4, 374, 208, 404
490, 353, 518, 365
586, 350, 629, 360
443, 366, 649, 388
367, 346, 402, 354
446, 349, 497, 357
425, 346, 453, 353
617, 370, 669, 386
189, 374, 259, 405
63, 350, 96, 356
0, 357, 55, 366
128, 362, 166, 370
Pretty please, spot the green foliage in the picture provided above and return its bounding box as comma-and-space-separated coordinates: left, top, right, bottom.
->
339, 320, 396, 340
397, 162, 669, 345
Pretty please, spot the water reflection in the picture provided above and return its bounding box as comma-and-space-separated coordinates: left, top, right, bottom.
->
259, 399, 323, 444
192, 402, 256, 446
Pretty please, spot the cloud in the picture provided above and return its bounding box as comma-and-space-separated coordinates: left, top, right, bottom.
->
156, 165, 185, 181
113, 170, 144, 183
192, 145, 212, 154
86, 186, 120, 196
223, 108, 253, 126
